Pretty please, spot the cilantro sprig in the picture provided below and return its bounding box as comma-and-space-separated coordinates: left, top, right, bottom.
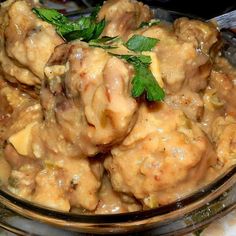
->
112, 54, 165, 101
89, 36, 119, 49
131, 61, 164, 101
125, 35, 159, 52
32, 7, 165, 102
116, 35, 164, 102
32, 7, 105, 42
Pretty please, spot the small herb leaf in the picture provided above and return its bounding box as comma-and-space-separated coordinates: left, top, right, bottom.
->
63, 23, 96, 41
111, 53, 165, 102
89, 36, 119, 49
125, 35, 159, 52
92, 19, 106, 39
90, 5, 101, 20
32, 7, 105, 42
90, 36, 119, 44
131, 64, 165, 101
119, 54, 152, 66
32, 8, 68, 25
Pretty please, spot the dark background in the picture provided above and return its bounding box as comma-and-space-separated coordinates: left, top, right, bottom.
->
143, 0, 236, 19
85, 0, 236, 19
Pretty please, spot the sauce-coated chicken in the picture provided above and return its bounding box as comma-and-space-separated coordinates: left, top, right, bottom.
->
0, 0, 63, 86
105, 103, 217, 207
98, 0, 152, 39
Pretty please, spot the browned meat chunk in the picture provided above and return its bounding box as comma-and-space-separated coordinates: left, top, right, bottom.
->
98, 0, 152, 39
2, 39, 138, 211
212, 116, 236, 166
105, 103, 217, 208
43, 41, 138, 156
165, 89, 204, 121
135, 19, 219, 93
174, 18, 219, 55
209, 57, 236, 117
0, 0, 63, 86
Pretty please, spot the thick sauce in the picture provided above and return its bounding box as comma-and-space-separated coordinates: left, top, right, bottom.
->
0, 0, 235, 214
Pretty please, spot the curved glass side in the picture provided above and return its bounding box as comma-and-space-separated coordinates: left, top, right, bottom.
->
0, 165, 236, 235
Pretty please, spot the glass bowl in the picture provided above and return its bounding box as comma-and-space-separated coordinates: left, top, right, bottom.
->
1, 7, 236, 236
1, 165, 236, 235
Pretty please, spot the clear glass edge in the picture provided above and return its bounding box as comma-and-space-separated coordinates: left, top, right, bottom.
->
1, 164, 236, 235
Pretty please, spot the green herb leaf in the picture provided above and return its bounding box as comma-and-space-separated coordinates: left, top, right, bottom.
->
131, 63, 165, 101
90, 36, 119, 44
89, 36, 120, 49
92, 18, 106, 39
111, 53, 165, 102
125, 35, 159, 52
32, 8, 68, 25
139, 19, 161, 28
32, 8, 73, 36
89, 44, 117, 49
118, 54, 152, 66
90, 5, 101, 20
32, 7, 105, 42
63, 22, 96, 41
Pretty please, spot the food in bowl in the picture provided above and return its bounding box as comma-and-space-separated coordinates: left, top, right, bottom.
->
0, 0, 235, 214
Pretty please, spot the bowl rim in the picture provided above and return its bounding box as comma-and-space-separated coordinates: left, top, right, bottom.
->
1, 164, 236, 234
0, 165, 235, 223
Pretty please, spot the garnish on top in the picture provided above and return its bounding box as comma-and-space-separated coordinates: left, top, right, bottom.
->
32, 7, 105, 42
32, 8, 165, 102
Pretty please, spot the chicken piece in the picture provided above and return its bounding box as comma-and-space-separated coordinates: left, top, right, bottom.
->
7, 40, 138, 211
0, 154, 11, 186
32, 168, 70, 211
209, 57, 236, 117
4, 144, 39, 170
31, 128, 103, 211
4, 102, 42, 142
43, 42, 138, 156
5, 120, 103, 211
7, 164, 39, 200
33, 157, 104, 212
0, 80, 42, 146
165, 89, 204, 122
0, 82, 41, 188
0, 76, 103, 212
95, 175, 142, 214
135, 19, 219, 93
198, 57, 235, 137
105, 103, 217, 208
174, 18, 220, 55
34, 126, 104, 211
0, 0, 63, 86
212, 116, 236, 165
98, 0, 152, 39
0, 79, 104, 212
64, 156, 103, 211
